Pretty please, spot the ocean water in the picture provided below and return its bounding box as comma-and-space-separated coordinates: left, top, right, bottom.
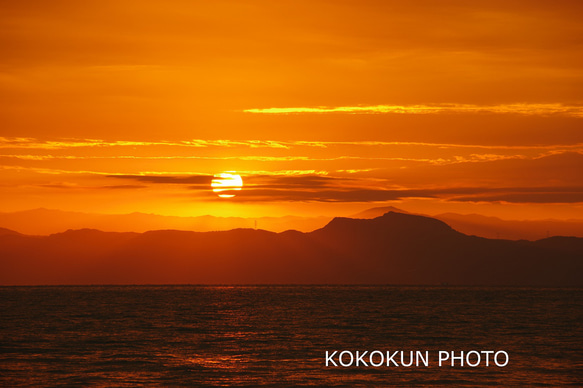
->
0, 286, 581, 387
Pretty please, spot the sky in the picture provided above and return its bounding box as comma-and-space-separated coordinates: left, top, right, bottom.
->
1, 0, 583, 220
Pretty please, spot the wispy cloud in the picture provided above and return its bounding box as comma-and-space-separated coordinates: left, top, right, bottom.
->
0, 138, 178, 150
292, 141, 583, 151
0, 165, 215, 177
451, 191, 583, 204
38, 183, 147, 190
244, 103, 583, 117
2, 137, 582, 152
0, 154, 312, 161
0, 137, 293, 150
227, 185, 583, 204
109, 175, 213, 185
2, 149, 578, 170
0, 153, 476, 165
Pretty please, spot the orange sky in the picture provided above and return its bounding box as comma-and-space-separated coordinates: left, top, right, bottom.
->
1, 0, 582, 220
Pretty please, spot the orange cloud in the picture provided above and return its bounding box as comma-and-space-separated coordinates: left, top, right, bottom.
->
3, 137, 582, 152
245, 103, 583, 117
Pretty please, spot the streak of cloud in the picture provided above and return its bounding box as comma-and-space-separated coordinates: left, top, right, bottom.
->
2, 137, 582, 153
228, 186, 583, 204
0, 154, 452, 165
39, 183, 147, 190
452, 192, 583, 204
108, 175, 213, 185
0, 137, 293, 150
245, 103, 583, 117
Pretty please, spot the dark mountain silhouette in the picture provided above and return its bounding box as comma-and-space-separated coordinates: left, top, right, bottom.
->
0, 212, 581, 286
352, 207, 583, 240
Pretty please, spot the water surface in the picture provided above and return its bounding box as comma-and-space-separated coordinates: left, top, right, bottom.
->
1, 286, 581, 386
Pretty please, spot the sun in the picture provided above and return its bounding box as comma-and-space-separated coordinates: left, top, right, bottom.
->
211, 172, 243, 198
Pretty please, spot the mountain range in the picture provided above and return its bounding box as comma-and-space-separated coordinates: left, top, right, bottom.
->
1, 207, 581, 241
0, 208, 331, 235
1, 212, 581, 286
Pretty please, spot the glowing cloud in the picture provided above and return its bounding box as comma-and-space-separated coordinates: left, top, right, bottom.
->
244, 103, 583, 117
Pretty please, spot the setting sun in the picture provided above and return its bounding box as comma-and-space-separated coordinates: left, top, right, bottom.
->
211, 173, 243, 198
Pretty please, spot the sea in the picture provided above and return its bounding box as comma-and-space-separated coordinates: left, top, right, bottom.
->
1, 286, 581, 387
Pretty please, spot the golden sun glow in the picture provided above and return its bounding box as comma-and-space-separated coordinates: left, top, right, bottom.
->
211, 173, 243, 198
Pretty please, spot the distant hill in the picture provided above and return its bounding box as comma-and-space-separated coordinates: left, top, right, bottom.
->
433, 213, 583, 240
1, 212, 581, 286
0, 208, 331, 235
0, 227, 23, 237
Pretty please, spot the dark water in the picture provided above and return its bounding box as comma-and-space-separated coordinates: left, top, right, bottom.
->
0, 286, 581, 387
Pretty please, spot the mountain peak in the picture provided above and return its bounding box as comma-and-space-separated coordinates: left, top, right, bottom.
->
350, 206, 410, 219
316, 211, 456, 238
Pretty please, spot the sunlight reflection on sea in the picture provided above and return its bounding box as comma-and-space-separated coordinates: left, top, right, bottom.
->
0, 286, 581, 387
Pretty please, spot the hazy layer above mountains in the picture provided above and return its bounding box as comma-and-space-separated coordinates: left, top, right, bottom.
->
0, 208, 331, 235
1, 207, 582, 241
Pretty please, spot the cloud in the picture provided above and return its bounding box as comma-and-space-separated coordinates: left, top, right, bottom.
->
101, 185, 148, 190
0, 138, 176, 150
228, 186, 583, 204
290, 141, 583, 151
230, 188, 426, 203
244, 103, 583, 117
38, 183, 147, 190
451, 192, 583, 204
108, 174, 213, 185
2, 137, 582, 154
362, 151, 583, 189
0, 137, 294, 150
113, 173, 340, 191
244, 175, 338, 188
106, 160, 583, 204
